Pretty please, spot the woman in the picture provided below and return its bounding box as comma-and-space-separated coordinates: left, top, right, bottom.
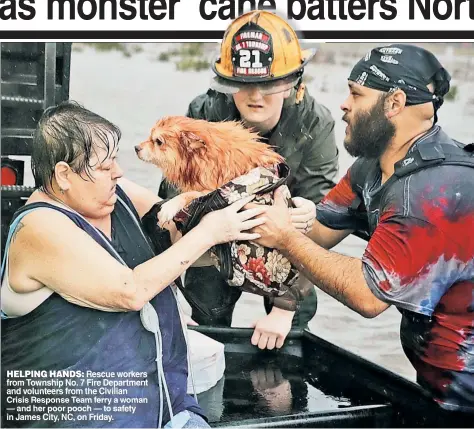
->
1, 101, 266, 428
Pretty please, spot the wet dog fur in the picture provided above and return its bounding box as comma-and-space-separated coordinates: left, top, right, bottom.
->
136, 116, 284, 223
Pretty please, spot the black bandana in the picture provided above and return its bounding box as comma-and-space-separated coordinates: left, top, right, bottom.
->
348, 44, 451, 123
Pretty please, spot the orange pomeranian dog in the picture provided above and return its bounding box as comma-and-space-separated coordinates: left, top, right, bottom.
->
135, 115, 284, 223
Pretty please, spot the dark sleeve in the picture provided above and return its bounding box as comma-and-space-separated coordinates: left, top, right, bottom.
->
315, 167, 365, 231
185, 93, 209, 119
140, 201, 173, 255
271, 277, 315, 312
158, 179, 179, 200
291, 106, 339, 204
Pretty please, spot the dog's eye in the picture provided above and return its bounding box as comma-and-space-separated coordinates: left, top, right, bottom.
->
154, 138, 163, 146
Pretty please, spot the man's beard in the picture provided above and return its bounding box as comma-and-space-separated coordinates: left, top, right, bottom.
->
343, 95, 396, 159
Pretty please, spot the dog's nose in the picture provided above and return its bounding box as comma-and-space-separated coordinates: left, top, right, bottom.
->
134, 145, 141, 154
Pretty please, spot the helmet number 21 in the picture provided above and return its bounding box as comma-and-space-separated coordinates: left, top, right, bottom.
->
239, 49, 263, 68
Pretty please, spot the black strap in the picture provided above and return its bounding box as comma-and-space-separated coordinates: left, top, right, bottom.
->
377, 143, 474, 217
388, 142, 474, 186
347, 141, 473, 239
350, 141, 474, 196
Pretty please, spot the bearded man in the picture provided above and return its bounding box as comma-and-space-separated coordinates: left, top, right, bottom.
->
248, 44, 474, 422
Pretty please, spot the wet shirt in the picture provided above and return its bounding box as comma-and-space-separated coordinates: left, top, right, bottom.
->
316, 127, 474, 413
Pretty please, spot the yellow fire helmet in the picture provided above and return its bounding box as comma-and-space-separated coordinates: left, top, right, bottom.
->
211, 10, 317, 98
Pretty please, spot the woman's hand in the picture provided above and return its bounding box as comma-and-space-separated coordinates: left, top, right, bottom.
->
290, 197, 316, 234
199, 195, 267, 246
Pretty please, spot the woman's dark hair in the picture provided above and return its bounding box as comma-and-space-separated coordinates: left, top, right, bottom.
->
31, 100, 121, 192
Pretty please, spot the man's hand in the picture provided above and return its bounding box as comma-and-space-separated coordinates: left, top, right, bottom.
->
247, 187, 298, 250
251, 307, 294, 350
290, 197, 316, 234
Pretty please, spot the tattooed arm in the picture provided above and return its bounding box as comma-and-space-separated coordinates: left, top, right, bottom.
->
11, 221, 25, 243
9, 195, 264, 312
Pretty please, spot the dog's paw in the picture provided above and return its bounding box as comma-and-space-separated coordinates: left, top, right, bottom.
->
158, 198, 185, 225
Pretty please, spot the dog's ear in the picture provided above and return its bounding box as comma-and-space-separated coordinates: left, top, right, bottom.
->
181, 131, 206, 152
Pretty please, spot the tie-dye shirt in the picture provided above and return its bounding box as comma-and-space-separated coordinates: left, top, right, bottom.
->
316, 127, 474, 413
